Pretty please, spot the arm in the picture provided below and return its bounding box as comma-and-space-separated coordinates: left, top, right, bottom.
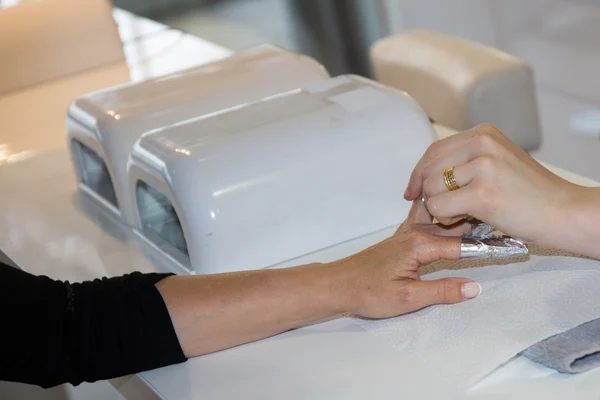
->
405, 123, 600, 259
566, 186, 600, 258
157, 199, 481, 358
156, 263, 345, 357
0, 264, 185, 388
0, 201, 481, 386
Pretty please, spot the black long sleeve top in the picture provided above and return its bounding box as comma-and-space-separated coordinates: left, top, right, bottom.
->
0, 262, 187, 388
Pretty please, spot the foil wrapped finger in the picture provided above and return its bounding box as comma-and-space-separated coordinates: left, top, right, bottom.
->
461, 235, 528, 259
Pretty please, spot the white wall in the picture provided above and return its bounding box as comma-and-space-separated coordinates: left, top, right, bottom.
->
382, 0, 600, 181
383, 0, 498, 46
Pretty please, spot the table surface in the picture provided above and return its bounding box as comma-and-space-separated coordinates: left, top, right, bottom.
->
1, 7, 600, 400
0, 8, 232, 166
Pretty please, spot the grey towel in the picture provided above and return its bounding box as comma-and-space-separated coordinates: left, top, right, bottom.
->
521, 318, 600, 374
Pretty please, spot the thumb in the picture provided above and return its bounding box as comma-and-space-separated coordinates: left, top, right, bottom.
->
404, 278, 482, 310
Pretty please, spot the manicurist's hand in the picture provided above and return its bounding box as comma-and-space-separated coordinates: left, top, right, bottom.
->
404, 123, 586, 250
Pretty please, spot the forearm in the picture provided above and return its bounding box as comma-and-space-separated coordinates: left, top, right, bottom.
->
156, 262, 347, 358
0, 264, 186, 388
560, 186, 600, 259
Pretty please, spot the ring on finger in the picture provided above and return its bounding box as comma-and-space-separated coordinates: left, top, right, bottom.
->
443, 167, 460, 191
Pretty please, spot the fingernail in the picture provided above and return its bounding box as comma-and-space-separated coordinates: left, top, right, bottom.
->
461, 282, 482, 299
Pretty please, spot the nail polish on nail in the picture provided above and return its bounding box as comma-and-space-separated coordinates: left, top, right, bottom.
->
461, 282, 482, 299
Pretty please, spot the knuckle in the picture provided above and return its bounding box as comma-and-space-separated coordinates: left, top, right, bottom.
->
474, 123, 513, 147
470, 181, 496, 219
474, 132, 499, 154
422, 161, 435, 181
426, 197, 440, 216
422, 176, 436, 196
409, 230, 429, 247
428, 140, 442, 153
474, 155, 497, 175
437, 280, 458, 304
395, 221, 411, 236
471, 181, 489, 201
397, 284, 417, 304
475, 123, 500, 135
406, 231, 431, 258
425, 140, 443, 160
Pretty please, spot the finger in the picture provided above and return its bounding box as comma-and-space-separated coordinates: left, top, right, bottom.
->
436, 215, 470, 227
405, 129, 481, 200
403, 278, 482, 312
405, 123, 508, 200
422, 157, 478, 199
412, 233, 462, 265
406, 196, 433, 225
426, 187, 477, 224
414, 220, 472, 237
424, 154, 500, 224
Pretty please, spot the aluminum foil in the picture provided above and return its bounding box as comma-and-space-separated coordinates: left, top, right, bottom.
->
470, 221, 496, 237
461, 235, 528, 259
417, 195, 528, 259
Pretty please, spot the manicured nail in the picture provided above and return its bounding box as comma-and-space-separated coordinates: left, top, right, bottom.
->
461, 282, 482, 299
404, 187, 410, 198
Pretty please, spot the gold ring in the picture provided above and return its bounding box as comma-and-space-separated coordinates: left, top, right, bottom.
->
443, 167, 460, 191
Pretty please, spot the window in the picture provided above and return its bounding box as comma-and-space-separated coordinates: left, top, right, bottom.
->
136, 180, 189, 257
72, 140, 118, 208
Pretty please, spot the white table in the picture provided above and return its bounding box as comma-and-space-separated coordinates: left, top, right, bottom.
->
1, 132, 598, 400
1, 9, 600, 400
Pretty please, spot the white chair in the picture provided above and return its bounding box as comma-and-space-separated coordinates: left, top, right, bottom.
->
0, 0, 125, 95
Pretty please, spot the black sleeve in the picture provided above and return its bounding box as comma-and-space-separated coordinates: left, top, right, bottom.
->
0, 262, 187, 388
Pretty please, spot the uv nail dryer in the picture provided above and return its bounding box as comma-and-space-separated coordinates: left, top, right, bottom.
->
66, 44, 330, 226
127, 75, 437, 274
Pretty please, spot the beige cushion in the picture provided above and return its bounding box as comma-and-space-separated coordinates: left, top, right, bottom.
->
0, 0, 125, 95
371, 30, 542, 151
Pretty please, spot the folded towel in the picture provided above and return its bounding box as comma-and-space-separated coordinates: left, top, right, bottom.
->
521, 318, 600, 374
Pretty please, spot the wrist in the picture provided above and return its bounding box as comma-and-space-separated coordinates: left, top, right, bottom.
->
553, 185, 600, 258
317, 260, 357, 316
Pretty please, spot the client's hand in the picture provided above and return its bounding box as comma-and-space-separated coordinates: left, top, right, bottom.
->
403, 123, 581, 248
159, 199, 482, 357
335, 199, 479, 319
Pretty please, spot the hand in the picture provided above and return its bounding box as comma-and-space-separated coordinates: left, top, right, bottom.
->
334, 199, 480, 319
158, 200, 481, 358
404, 123, 581, 248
